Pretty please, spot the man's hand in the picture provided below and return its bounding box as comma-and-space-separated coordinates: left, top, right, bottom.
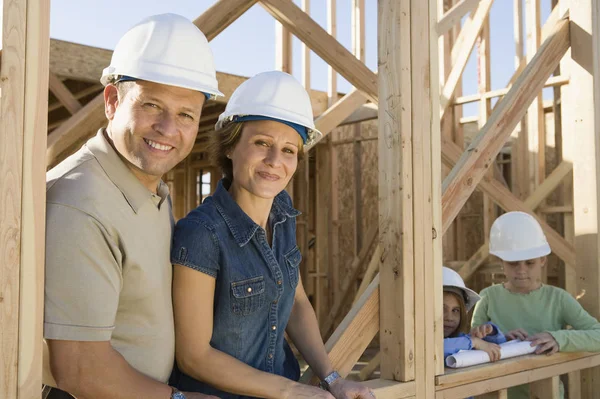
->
329, 378, 376, 399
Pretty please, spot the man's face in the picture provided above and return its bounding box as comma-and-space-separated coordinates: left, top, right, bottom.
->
104, 80, 205, 184
502, 257, 546, 293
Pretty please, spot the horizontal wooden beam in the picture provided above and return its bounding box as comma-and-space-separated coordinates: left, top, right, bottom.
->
363, 379, 416, 399
193, 0, 258, 41
259, 0, 378, 102
437, 0, 481, 36
441, 15, 570, 233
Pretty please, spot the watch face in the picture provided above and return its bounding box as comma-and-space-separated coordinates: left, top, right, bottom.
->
173, 392, 186, 399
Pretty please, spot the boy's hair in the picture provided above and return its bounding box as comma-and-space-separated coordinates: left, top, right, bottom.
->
444, 290, 470, 337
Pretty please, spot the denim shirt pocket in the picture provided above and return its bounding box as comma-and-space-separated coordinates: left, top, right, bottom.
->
284, 246, 302, 289
231, 276, 266, 316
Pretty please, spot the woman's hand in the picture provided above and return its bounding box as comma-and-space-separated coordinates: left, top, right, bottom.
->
329, 379, 376, 399
530, 332, 559, 355
506, 329, 529, 341
470, 324, 494, 339
283, 382, 335, 399
471, 337, 502, 362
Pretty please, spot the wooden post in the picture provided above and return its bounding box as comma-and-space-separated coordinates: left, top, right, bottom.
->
352, 0, 365, 252
275, 21, 292, 73
327, 0, 337, 106
513, 0, 529, 199
1, 0, 51, 397
530, 376, 561, 399
561, 0, 600, 397
315, 142, 331, 324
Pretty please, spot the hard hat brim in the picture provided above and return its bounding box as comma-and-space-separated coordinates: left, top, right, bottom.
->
490, 243, 551, 262
444, 285, 481, 312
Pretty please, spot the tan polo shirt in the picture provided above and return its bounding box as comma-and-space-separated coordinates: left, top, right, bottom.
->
45, 129, 175, 383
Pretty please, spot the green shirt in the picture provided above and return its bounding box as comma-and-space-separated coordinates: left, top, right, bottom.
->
472, 284, 600, 399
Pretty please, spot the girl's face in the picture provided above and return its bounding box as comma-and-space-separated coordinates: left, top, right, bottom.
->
502, 256, 546, 294
443, 292, 462, 338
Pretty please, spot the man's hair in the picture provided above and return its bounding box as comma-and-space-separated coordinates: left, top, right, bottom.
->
443, 290, 470, 337
209, 122, 305, 183
115, 81, 136, 99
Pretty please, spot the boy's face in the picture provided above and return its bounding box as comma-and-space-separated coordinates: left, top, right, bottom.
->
502, 257, 546, 293
443, 292, 462, 338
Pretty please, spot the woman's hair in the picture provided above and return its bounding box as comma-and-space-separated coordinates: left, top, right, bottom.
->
209, 121, 305, 183
444, 290, 470, 337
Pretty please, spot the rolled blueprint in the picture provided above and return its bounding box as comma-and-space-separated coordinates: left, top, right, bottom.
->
445, 340, 538, 368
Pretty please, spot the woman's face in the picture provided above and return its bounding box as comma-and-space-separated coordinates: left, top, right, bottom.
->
229, 120, 301, 200
443, 292, 462, 338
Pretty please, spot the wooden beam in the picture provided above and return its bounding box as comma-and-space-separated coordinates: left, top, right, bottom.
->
353, 244, 381, 305
259, 0, 378, 102
192, 0, 258, 41
1, 0, 50, 397
327, 0, 337, 106
320, 226, 378, 337
301, 0, 310, 89
437, 0, 481, 36
378, 0, 414, 382
362, 379, 415, 399
45, 93, 106, 169
530, 376, 561, 399
441, 15, 570, 233
275, 21, 292, 73
48, 72, 82, 114
440, 0, 494, 120
358, 352, 381, 381
300, 275, 380, 383
48, 84, 102, 113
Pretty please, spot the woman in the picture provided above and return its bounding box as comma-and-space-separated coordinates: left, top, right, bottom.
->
170, 71, 374, 399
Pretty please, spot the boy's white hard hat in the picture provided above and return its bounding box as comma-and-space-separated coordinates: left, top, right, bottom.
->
489, 211, 551, 262
215, 71, 322, 146
443, 266, 480, 311
100, 13, 223, 99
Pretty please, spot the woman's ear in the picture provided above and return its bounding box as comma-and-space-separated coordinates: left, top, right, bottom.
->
540, 256, 548, 267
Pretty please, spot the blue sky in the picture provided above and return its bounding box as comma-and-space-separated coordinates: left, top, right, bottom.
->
1, 0, 553, 116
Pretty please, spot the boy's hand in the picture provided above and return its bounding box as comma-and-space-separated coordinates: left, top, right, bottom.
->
506, 329, 529, 341
470, 324, 493, 339
471, 337, 502, 362
530, 332, 559, 355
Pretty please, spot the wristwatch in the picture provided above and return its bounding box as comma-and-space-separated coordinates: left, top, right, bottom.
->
319, 370, 341, 391
170, 387, 187, 399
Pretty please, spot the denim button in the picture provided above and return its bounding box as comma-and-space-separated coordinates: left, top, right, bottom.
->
268, 353, 273, 359
277, 280, 282, 285
272, 325, 277, 330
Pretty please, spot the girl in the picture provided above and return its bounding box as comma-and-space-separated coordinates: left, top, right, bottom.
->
473, 211, 600, 399
169, 71, 374, 399
443, 267, 506, 362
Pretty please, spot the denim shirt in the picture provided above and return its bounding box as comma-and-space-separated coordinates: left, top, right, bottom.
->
443, 322, 507, 360
170, 179, 302, 398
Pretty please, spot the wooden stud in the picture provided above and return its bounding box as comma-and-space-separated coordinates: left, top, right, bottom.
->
530, 376, 561, 399
358, 352, 381, 381
353, 244, 381, 305
259, 0, 378, 102
362, 379, 416, 399
437, 0, 481, 36
301, 0, 310, 89
352, 0, 365, 253
48, 72, 82, 114
315, 142, 331, 323
562, 0, 600, 396
327, 0, 337, 106
440, 0, 494, 120
275, 21, 292, 73
48, 84, 102, 113
378, 0, 414, 382
1, 0, 50, 396
441, 16, 570, 233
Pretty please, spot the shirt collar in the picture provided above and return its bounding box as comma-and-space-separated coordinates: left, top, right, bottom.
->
212, 179, 300, 247
86, 129, 170, 212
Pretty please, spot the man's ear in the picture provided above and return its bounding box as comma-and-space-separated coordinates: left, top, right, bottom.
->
540, 256, 548, 267
104, 84, 119, 120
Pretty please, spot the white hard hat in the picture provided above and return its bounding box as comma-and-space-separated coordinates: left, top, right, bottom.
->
100, 13, 223, 99
216, 71, 322, 146
489, 211, 551, 262
443, 267, 480, 311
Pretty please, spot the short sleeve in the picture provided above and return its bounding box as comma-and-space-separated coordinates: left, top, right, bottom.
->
171, 217, 220, 278
44, 203, 122, 341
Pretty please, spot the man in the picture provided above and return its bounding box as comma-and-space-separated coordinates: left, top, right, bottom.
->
44, 14, 221, 399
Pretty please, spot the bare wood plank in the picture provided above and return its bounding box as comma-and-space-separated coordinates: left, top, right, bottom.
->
1, 0, 27, 395
45, 93, 106, 168
530, 376, 560, 399
315, 143, 331, 323
440, 0, 494, 120
441, 15, 570, 233
358, 352, 381, 381
301, 0, 310, 89
275, 22, 292, 72
301, 275, 380, 383
320, 225, 378, 337
193, 0, 258, 41
362, 379, 416, 399
48, 72, 82, 114
259, 0, 378, 102
327, 0, 337, 106
48, 84, 102, 113
379, 0, 414, 382
437, 0, 481, 36
353, 244, 381, 305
